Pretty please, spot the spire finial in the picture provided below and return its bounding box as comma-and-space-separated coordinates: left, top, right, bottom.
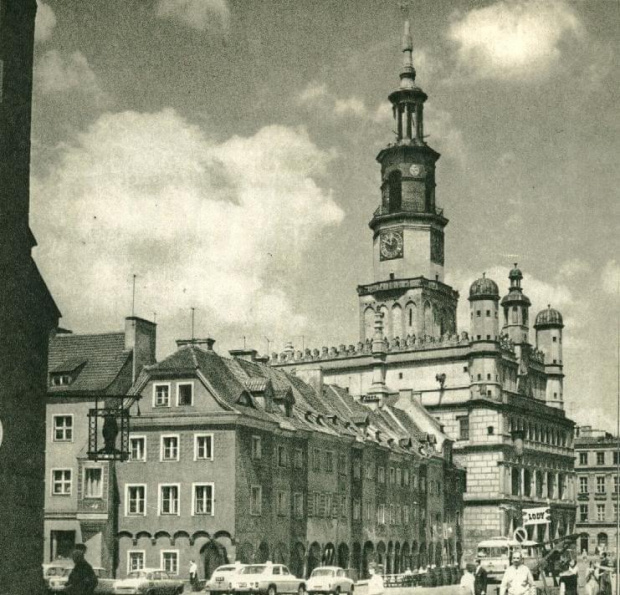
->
482, 272, 486, 278
399, 19, 416, 90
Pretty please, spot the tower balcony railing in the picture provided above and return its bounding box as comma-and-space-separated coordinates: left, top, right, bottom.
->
373, 205, 444, 218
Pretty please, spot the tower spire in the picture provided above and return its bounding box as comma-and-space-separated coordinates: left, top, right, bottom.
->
400, 20, 416, 90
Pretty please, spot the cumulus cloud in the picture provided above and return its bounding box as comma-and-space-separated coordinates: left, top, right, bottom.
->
601, 260, 619, 295
32, 109, 343, 340
156, 0, 230, 33
558, 258, 589, 280
35, 50, 109, 106
448, 0, 582, 80
35, 1, 56, 43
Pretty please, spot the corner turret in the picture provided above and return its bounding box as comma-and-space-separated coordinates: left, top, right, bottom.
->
535, 305, 564, 409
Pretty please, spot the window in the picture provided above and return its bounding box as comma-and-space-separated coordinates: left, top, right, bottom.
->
161, 435, 179, 461
458, 416, 469, 441
404, 468, 410, 486
579, 477, 588, 494
153, 383, 171, 407
615, 452, 620, 466
365, 502, 372, 521
159, 485, 180, 515
251, 436, 262, 460
84, 468, 103, 498
396, 468, 402, 486
353, 459, 361, 479
130, 436, 146, 461
294, 448, 303, 469
378, 467, 385, 483
293, 493, 303, 518
579, 504, 588, 522
325, 451, 334, 472
161, 551, 179, 575
389, 467, 395, 484
312, 448, 321, 471
579, 452, 588, 465
597, 504, 606, 522
597, 476, 606, 494
250, 486, 262, 515
476, 310, 481, 317
325, 494, 334, 517
377, 503, 386, 524
53, 415, 73, 442
486, 310, 491, 317
51, 469, 72, 495
177, 382, 193, 406
404, 505, 410, 524
193, 484, 214, 515
126, 485, 146, 515
195, 434, 213, 461
353, 499, 361, 521
277, 491, 288, 516
366, 464, 374, 480
277, 445, 287, 468
615, 503, 619, 522
597, 452, 605, 465
390, 504, 395, 524
128, 551, 145, 573
615, 476, 619, 494
338, 453, 347, 475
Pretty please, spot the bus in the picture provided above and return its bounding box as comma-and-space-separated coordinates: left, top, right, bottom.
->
476, 537, 543, 581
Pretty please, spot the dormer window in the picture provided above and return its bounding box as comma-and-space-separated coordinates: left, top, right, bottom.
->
51, 374, 72, 386
49, 357, 87, 387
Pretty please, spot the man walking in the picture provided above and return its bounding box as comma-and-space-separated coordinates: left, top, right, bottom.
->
475, 558, 488, 595
189, 560, 199, 591
64, 544, 98, 595
499, 550, 535, 595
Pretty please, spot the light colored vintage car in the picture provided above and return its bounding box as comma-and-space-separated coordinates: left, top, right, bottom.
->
229, 563, 306, 595
114, 568, 184, 595
204, 563, 246, 594
307, 567, 354, 595
47, 566, 107, 592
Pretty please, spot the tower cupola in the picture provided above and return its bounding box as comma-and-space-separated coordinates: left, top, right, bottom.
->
500, 264, 531, 345
534, 305, 565, 409
469, 273, 500, 342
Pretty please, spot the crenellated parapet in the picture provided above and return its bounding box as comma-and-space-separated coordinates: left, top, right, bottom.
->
271, 330, 473, 364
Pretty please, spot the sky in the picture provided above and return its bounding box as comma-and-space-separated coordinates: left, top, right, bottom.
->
29, 0, 619, 431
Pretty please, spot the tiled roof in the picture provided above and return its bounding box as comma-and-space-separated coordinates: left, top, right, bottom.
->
48, 332, 131, 394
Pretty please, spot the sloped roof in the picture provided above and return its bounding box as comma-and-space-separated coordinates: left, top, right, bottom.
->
48, 332, 130, 394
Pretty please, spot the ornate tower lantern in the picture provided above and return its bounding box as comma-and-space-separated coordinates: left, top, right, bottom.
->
87, 395, 134, 461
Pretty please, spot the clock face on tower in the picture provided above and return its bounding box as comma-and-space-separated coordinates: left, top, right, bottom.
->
379, 229, 404, 261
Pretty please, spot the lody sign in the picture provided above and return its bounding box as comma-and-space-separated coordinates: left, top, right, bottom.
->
522, 506, 551, 526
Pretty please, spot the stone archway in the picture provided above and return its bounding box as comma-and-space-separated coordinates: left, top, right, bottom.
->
376, 542, 386, 574
308, 542, 322, 576
322, 543, 336, 566
352, 542, 362, 580
362, 541, 375, 579
290, 543, 305, 579
256, 541, 270, 563
201, 540, 228, 580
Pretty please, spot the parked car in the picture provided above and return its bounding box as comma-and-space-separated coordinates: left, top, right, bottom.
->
307, 567, 354, 595
204, 563, 246, 594
47, 566, 113, 593
43, 559, 74, 590
229, 563, 306, 595
114, 568, 184, 595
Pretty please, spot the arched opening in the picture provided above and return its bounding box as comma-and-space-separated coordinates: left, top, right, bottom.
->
379, 305, 390, 339
580, 534, 589, 555
597, 533, 608, 552
362, 541, 375, 579
392, 304, 403, 340
406, 302, 416, 333
336, 543, 349, 571
364, 307, 375, 341
388, 170, 402, 213
322, 543, 336, 566
256, 541, 270, 564
290, 543, 305, 579
394, 542, 401, 574
386, 542, 394, 574
308, 542, 322, 577
201, 540, 229, 580
434, 542, 442, 566
419, 542, 427, 568
411, 541, 418, 570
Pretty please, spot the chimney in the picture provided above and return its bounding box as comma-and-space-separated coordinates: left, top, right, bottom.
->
229, 349, 258, 362
176, 338, 216, 351
295, 365, 324, 397
125, 317, 157, 382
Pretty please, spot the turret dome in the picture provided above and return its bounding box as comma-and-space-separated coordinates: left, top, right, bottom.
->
469, 274, 499, 300
535, 305, 564, 328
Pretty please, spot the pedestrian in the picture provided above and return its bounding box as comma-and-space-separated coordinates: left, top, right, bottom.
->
475, 558, 488, 595
598, 554, 612, 595
499, 550, 535, 595
460, 563, 476, 595
64, 544, 98, 595
189, 559, 198, 591
559, 560, 578, 595
586, 562, 600, 595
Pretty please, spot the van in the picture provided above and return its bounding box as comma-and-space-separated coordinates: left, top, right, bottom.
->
476, 537, 542, 581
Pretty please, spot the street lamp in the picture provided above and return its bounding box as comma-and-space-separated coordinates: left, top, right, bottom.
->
512, 429, 525, 532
